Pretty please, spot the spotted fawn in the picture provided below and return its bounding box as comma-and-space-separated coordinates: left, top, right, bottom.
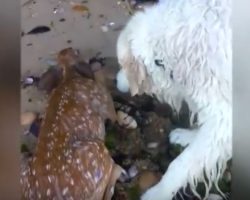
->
21, 48, 122, 200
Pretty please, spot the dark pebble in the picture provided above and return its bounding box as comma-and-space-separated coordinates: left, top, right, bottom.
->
27, 26, 51, 35
20, 144, 30, 153
29, 119, 41, 137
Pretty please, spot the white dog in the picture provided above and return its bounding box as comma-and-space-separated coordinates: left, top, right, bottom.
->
116, 0, 232, 199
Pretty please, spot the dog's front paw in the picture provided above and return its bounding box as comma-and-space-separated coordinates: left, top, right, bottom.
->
169, 128, 196, 147
141, 184, 172, 200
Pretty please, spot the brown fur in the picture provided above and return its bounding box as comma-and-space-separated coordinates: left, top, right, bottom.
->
21, 48, 120, 200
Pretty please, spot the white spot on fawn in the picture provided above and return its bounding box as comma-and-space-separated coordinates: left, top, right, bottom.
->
46, 188, 51, 196
62, 187, 69, 195
46, 164, 51, 170
70, 178, 74, 186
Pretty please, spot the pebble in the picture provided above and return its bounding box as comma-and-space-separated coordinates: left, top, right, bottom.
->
138, 171, 161, 193
159, 128, 164, 133
101, 25, 109, 32
117, 110, 137, 129
147, 142, 159, 149
29, 119, 41, 138
128, 165, 138, 178
21, 112, 37, 126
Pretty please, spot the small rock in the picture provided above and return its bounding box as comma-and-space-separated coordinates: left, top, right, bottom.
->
138, 171, 161, 193
24, 77, 34, 85
101, 25, 109, 32
21, 112, 37, 126
147, 142, 159, 149
29, 118, 42, 138
71, 4, 89, 13
117, 110, 137, 129
128, 165, 139, 178
21, 76, 40, 88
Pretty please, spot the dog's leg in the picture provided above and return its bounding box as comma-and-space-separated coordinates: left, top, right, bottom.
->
141, 107, 232, 200
169, 128, 196, 147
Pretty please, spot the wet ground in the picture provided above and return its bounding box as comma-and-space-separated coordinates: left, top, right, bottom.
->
20, 57, 231, 200
21, 0, 231, 199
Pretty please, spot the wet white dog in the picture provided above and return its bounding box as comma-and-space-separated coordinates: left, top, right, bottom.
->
116, 0, 232, 199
